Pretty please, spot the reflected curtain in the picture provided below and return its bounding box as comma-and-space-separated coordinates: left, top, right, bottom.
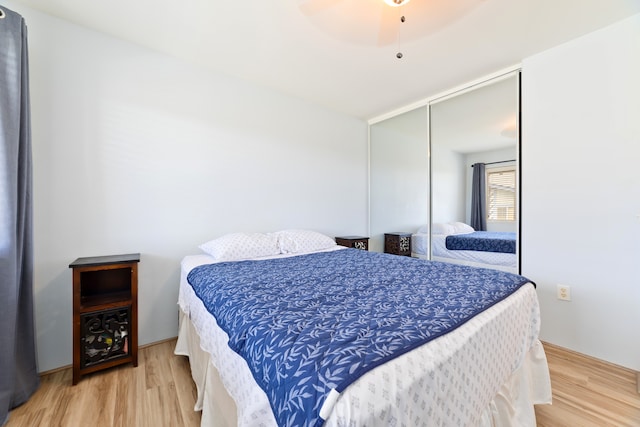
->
470, 163, 487, 231
0, 6, 39, 425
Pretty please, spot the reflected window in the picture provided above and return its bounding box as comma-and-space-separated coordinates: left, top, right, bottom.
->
487, 166, 516, 221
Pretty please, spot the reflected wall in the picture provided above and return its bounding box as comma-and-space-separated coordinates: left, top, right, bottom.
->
369, 106, 429, 253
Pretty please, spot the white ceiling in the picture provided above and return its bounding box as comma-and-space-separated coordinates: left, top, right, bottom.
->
11, 0, 640, 119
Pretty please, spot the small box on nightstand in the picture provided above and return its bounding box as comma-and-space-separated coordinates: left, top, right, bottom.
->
335, 236, 369, 251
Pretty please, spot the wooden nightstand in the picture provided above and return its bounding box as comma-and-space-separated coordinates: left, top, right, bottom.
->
69, 253, 140, 384
384, 232, 412, 257
335, 236, 369, 251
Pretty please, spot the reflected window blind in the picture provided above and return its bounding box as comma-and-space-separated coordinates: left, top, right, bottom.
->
487, 168, 516, 221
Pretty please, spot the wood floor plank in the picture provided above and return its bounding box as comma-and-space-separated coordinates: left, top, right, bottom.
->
111, 362, 144, 427
170, 351, 201, 426
6, 338, 639, 426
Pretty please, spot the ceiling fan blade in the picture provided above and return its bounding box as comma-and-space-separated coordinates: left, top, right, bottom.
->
377, 2, 402, 47
298, 0, 344, 15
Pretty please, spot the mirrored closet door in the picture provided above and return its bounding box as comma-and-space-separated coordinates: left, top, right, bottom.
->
369, 70, 520, 273
429, 72, 520, 273
369, 106, 429, 254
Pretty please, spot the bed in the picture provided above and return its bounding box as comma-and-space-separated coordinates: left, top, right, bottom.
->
175, 230, 550, 427
412, 222, 518, 272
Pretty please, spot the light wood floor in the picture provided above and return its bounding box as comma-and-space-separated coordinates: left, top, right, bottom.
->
5, 339, 201, 427
5, 339, 640, 426
535, 342, 640, 427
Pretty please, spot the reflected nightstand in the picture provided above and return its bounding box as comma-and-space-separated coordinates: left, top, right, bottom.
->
384, 232, 412, 257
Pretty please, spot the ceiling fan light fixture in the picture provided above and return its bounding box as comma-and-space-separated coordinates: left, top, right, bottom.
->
384, 0, 410, 7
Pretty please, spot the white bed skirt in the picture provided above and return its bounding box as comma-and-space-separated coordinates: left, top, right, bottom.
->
175, 307, 552, 427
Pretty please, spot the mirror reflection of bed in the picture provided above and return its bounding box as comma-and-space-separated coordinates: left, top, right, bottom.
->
412, 221, 517, 273
423, 73, 520, 273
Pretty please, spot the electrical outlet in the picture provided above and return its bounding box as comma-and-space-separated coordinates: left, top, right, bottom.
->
557, 285, 571, 301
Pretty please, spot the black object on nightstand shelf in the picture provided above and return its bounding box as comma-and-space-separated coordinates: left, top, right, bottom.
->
335, 236, 369, 251
69, 253, 140, 385
384, 232, 412, 256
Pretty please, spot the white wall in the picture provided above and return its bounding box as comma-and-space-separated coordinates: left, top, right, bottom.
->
522, 13, 640, 370
6, 2, 368, 372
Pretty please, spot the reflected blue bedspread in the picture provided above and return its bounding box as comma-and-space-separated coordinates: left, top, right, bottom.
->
446, 231, 516, 254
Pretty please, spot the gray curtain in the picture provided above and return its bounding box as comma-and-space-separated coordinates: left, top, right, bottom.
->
0, 5, 39, 425
470, 163, 487, 231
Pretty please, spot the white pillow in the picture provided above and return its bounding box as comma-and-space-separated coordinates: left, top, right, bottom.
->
416, 225, 429, 234
450, 222, 475, 234
431, 222, 455, 235
276, 229, 337, 254
198, 232, 280, 261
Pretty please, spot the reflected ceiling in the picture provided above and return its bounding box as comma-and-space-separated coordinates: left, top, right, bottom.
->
430, 76, 517, 154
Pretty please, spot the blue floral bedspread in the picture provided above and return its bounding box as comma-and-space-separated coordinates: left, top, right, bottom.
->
445, 231, 516, 254
187, 249, 530, 427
